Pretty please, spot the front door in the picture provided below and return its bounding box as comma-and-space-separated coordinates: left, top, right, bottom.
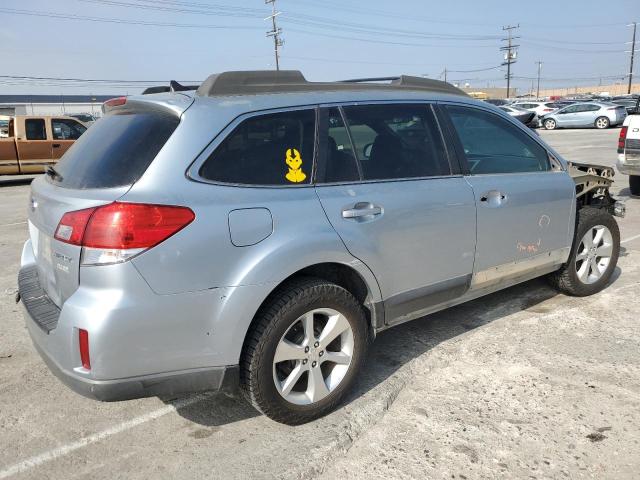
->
443, 104, 576, 288
315, 104, 477, 324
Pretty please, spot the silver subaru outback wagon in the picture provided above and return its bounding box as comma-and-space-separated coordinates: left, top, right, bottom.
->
18, 71, 622, 425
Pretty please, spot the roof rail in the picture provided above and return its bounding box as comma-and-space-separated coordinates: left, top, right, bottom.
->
196, 70, 467, 97
142, 80, 198, 95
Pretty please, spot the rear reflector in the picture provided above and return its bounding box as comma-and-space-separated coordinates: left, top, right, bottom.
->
54, 202, 195, 265
79, 329, 90, 370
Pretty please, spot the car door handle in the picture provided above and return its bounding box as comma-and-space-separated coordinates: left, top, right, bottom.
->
480, 190, 507, 207
52, 144, 61, 148
342, 203, 383, 219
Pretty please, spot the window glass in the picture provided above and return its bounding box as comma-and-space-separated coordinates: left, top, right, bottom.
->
200, 109, 315, 185
25, 119, 46, 140
585, 104, 601, 112
52, 119, 87, 140
446, 105, 550, 174
342, 104, 449, 180
51, 111, 179, 189
324, 108, 359, 182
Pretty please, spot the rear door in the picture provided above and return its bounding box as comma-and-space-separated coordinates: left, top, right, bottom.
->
16, 118, 53, 172
50, 118, 87, 159
574, 104, 599, 127
315, 103, 476, 324
442, 104, 575, 288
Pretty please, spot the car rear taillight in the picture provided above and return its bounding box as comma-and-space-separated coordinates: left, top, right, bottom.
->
54, 202, 195, 265
618, 126, 628, 154
79, 329, 90, 370
543, 108, 553, 112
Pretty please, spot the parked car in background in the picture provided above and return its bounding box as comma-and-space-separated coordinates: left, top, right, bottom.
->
17, 71, 623, 425
611, 97, 640, 115
541, 102, 627, 130
617, 114, 640, 195
499, 105, 538, 127
484, 98, 510, 106
0, 115, 87, 175
511, 100, 560, 117
67, 113, 98, 126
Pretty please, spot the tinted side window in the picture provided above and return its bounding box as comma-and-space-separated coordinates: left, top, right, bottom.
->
323, 108, 360, 183
52, 119, 87, 140
25, 119, 46, 140
342, 104, 449, 180
446, 106, 550, 174
200, 109, 315, 185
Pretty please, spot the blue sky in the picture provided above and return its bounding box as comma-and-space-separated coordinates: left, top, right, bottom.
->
0, 0, 636, 95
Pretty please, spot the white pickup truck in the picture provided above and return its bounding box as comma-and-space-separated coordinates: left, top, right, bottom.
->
618, 111, 640, 195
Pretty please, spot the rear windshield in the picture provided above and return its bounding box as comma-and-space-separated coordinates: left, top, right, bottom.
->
49, 110, 179, 189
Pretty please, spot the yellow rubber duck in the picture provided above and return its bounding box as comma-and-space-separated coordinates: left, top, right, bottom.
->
285, 148, 306, 183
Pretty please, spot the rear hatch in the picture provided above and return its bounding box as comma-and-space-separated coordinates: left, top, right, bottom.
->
27, 95, 189, 307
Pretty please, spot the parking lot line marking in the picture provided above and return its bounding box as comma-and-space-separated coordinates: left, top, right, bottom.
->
0, 392, 214, 479
0, 221, 26, 228
622, 233, 640, 244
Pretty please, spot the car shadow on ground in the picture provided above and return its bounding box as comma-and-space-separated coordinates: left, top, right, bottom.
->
167, 269, 622, 428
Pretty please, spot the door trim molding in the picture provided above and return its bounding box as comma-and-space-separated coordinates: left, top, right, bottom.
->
384, 274, 472, 326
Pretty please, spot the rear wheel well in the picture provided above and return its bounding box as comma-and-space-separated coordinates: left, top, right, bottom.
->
241, 263, 377, 357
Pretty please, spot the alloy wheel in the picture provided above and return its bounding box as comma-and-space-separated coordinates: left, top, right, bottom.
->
595, 117, 609, 129
272, 308, 354, 405
575, 225, 613, 284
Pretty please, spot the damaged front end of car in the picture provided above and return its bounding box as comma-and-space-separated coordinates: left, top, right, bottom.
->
567, 162, 625, 217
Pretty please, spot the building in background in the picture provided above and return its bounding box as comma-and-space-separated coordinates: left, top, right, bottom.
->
459, 87, 515, 99
0, 95, 118, 117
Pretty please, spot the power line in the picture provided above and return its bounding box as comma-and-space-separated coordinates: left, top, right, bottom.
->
0, 7, 260, 29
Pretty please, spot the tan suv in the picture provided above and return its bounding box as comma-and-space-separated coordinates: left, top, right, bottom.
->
0, 115, 87, 175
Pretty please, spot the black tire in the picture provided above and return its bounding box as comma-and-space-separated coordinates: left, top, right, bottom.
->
548, 207, 620, 296
594, 116, 610, 129
543, 118, 557, 130
630, 175, 640, 196
240, 276, 369, 425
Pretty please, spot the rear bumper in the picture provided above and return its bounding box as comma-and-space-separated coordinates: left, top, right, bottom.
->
18, 238, 271, 401
617, 156, 640, 176
28, 326, 238, 401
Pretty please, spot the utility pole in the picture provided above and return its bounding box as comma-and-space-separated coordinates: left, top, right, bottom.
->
500, 24, 520, 99
627, 22, 637, 94
535, 61, 542, 99
265, 0, 283, 71
444, 67, 447, 83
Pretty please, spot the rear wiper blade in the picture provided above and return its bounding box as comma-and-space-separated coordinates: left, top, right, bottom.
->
45, 165, 63, 181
